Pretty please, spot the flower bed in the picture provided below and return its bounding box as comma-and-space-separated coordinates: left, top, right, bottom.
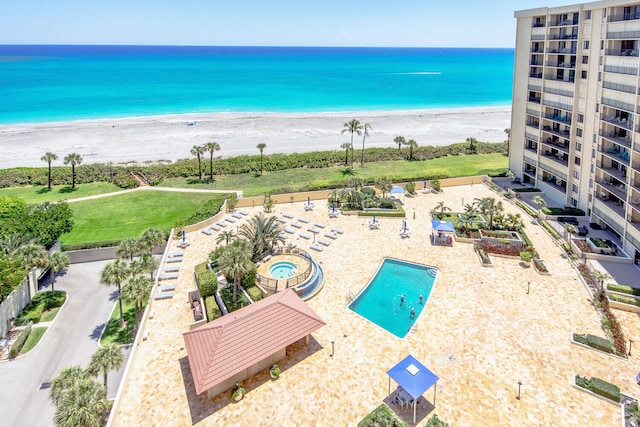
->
479, 229, 521, 240
479, 239, 525, 257
573, 239, 592, 253
532, 258, 550, 275
572, 333, 615, 354
474, 243, 493, 267
575, 375, 621, 403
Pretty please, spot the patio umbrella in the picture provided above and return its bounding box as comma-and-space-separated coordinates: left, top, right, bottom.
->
373, 213, 377, 223
403, 220, 407, 232
423, 180, 427, 190
308, 196, 311, 205
332, 202, 335, 213
182, 230, 186, 243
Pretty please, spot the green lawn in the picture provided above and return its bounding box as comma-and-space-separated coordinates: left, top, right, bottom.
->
41, 307, 61, 322
60, 190, 219, 245
0, 182, 123, 204
21, 326, 47, 354
100, 300, 137, 346
159, 153, 508, 197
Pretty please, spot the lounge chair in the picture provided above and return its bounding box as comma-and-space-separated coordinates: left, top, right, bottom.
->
298, 217, 310, 223
163, 265, 180, 272
201, 228, 212, 235
313, 222, 326, 228
278, 232, 287, 239
291, 222, 302, 228
325, 232, 338, 239
309, 244, 324, 252
157, 284, 176, 293
308, 226, 320, 234
225, 216, 236, 223
282, 212, 294, 219
238, 209, 250, 216
284, 226, 295, 234
154, 291, 174, 300
331, 227, 344, 234
166, 256, 183, 263
168, 251, 184, 257
276, 217, 287, 223
216, 221, 227, 227
299, 232, 312, 240
318, 239, 331, 246
210, 224, 221, 231
159, 273, 179, 280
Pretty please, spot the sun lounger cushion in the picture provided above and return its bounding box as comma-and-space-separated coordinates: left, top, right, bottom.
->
238, 209, 249, 216
278, 232, 287, 239
157, 284, 176, 292
168, 251, 184, 257
166, 256, 183, 263
308, 227, 320, 234
331, 227, 344, 234
232, 213, 243, 219
210, 224, 221, 231
155, 291, 174, 300
298, 217, 310, 223
216, 221, 227, 227
276, 217, 287, 223
313, 222, 326, 228
201, 228, 212, 235
282, 212, 294, 219
325, 232, 337, 239
309, 244, 324, 252
291, 222, 302, 228
284, 227, 295, 234
318, 239, 331, 246
163, 266, 180, 272
299, 232, 312, 239
159, 273, 179, 280
225, 216, 236, 223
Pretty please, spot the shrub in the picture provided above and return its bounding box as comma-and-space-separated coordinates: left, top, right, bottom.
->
542, 207, 564, 215
474, 243, 492, 265
61, 240, 123, 251
358, 404, 408, 427
16, 290, 66, 324
360, 187, 376, 197
607, 283, 640, 296
515, 200, 537, 218
241, 264, 258, 288
512, 188, 541, 193
197, 270, 218, 298
112, 175, 139, 189
573, 333, 615, 354
431, 178, 441, 192
575, 375, 621, 402
379, 198, 395, 209
245, 284, 263, 302
519, 251, 533, 263
426, 414, 450, 427
609, 293, 640, 307
539, 220, 561, 240
204, 296, 222, 321
589, 237, 609, 248
9, 321, 32, 359
405, 181, 416, 194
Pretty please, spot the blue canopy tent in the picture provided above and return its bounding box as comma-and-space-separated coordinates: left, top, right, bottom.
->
387, 354, 439, 424
431, 220, 455, 246
390, 186, 405, 204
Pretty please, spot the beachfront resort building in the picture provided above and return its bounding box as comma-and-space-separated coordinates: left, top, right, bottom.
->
510, 0, 640, 264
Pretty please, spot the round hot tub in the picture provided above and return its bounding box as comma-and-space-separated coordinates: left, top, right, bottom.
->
268, 261, 298, 279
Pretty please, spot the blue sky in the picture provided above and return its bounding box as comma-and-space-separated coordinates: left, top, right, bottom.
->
1, 0, 575, 47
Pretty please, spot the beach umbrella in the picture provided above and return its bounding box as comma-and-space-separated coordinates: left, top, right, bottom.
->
332, 202, 335, 213
403, 220, 407, 232
373, 213, 377, 223
423, 180, 427, 190
182, 230, 186, 242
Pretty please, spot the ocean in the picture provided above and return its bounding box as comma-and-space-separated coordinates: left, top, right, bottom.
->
0, 45, 514, 125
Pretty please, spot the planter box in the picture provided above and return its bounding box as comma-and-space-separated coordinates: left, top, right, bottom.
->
532, 258, 550, 275
607, 297, 640, 314
570, 335, 628, 361
587, 238, 614, 255
572, 383, 623, 406
454, 235, 478, 244
475, 249, 493, 268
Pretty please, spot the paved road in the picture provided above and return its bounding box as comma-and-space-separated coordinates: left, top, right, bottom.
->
0, 260, 130, 427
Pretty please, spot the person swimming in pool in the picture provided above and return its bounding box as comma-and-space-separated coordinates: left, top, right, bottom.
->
419, 294, 424, 304
410, 308, 415, 318
400, 294, 406, 305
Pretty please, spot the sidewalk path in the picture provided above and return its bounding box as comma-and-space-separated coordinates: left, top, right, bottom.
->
66, 186, 243, 203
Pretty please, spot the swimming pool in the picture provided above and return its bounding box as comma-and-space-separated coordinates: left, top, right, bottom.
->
348, 258, 438, 338
269, 261, 297, 279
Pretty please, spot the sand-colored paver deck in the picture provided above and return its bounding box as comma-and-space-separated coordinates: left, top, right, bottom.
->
112, 184, 637, 426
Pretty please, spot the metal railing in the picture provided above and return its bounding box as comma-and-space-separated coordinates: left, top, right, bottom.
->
525, 132, 539, 142
528, 84, 541, 92
538, 162, 568, 180
605, 48, 639, 57
544, 74, 575, 83
603, 65, 638, 76
255, 248, 313, 292
544, 86, 574, 97
608, 12, 640, 22
603, 81, 637, 95
526, 108, 540, 117
607, 30, 640, 39
543, 99, 573, 111
592, 202, 625, 235
602, 97, 635, 113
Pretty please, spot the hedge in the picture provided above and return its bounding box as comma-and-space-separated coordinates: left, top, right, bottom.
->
196, 270, 218, 298
358, 204, 406, 218
512, 187, 541, 193
542, 207, 586, 216
573, 333, 615, 354
245, 285, 264, 302
358, 404, 408, 427
519, 230, 533, 248
204, 296, 222, 321
16, 291, 66, 324
9, 321, 33, 359
61, 240, 124, 251
575, 375, 621, 402
607, 283, 640, 296
516, 200, 538, 218
539, 220, 561, 239
609, 293, 640, 307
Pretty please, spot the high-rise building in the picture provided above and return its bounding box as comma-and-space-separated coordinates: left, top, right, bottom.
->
511, 0, 640, 263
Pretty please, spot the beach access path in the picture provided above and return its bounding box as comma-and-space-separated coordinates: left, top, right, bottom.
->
63, 186, 243, 203
0, 107, 510, 168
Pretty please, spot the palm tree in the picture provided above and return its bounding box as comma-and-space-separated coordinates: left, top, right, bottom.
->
53, 377, 107, 427
117, 238, 139, 261
216, 230, 236, 246
339, 186, 361, 209
41, 152, 58, 191
347, 176, 364, 191
435, 201, 451, 215
403, 139, 418, 160
341, 119, 363, 166
120, 275, 152, 330
360, 123, 372, 167
218, 240, 253, 302
139, 228, 165, 253
393, 136, 406, 150
340, 143, 351, 166
100, 259, 130, 326
475, 197, 503, 230
626, 403, 640, 426
63, 153, 82, 189
190, 145, 205, 180
375, 177, 392, 198
256, 143, 267, 175
532, 195, 546, 218
466, 137, 478, 151
564, 223, 578, 249
130, 252, 157, 280
204, 141, 220, 180
239, 215, 285, 259
47, 251, 70, 293
87, 343, 124, 399
50, 365, 89, 407
591, 270, 612, 292
504, 128, 511, 155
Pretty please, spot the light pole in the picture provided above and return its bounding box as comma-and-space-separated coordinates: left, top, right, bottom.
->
526, 281, 531, 295
330, 341, 335, 357
629, 339, 634, 356
516, 381, 523, 400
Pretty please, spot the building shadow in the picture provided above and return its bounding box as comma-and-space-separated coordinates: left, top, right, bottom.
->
382, 393, 435, 426
179, 335, 324, 425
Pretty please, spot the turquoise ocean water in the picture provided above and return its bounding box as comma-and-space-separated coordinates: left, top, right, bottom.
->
0, 45, 514, 125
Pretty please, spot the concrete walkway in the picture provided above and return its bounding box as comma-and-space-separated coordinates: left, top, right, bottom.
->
0, 260, 130, 427
65, 185, 243, 203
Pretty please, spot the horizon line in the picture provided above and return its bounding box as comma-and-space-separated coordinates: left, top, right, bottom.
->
0, 43, 515, 50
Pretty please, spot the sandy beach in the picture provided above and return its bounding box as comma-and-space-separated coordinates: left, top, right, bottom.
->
0, 106, 510, 168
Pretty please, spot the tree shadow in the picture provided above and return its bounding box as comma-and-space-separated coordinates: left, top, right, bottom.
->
58, 186, 77, 194
340, 167, 355, 177
185, 178, 203, 185
36, 187, 51, 194
109, 290, 119, 302
89, 323, 105, 341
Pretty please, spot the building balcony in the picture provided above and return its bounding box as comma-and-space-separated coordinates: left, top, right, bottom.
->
525, 146, 538, 155
598, 165, 628, 182
538, 176, 567, 194
545, 113, 572, 125
542, 138, 570, 153
601, 148, 631, 166
543, 127, 571, 140
600, 130, 632, 149
608, 12, 640, 22
528, 97, 541, 104
602, 81, 637, 95
601, 114, 633, 131
545, 61, 576, 68
523, 167, 537, 177
603, 64, 638, 76
597, 179, 628, 199
550, 18, 578, 27
548, 34, 578, 40
540, 153, 569, 172
633, 161, 640, 173
529, 72, 543, 79
544, 74, 575, 83
605, 48, 639, 57
594, 195, 626, 219
546, 48, 577, 54
634, 142, 640, 153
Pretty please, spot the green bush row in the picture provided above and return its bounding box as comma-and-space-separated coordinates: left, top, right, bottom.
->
519, 231, 533, 248
61, 240, 124, 251
196, 270, 218, 298
515, 200, 538, 218
358, 205, 407, 218
575, 375, 620, 402
9, 321, 33, 359
485, 182, 503, 193
539, 220, 561, 240
204, 296, 222, 321
573, 333, 615, 354
542, 207, 586, 216
609, 293, 640, 307
16, 291, 66, 324
607, 283, 640, 296
245, 285, 264, 302
512, 187, 541, 193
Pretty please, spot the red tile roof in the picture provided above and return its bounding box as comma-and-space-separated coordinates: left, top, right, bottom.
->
183, 288, 326, 395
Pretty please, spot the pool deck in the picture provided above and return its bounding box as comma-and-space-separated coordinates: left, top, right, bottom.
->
112, 183, 637, 426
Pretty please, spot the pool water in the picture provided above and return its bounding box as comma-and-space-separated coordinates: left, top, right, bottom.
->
269, 261, 298, 279
348, 258, 437, 338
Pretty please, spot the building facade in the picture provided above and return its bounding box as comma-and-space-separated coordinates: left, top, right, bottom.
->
510, 0, 640, 263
